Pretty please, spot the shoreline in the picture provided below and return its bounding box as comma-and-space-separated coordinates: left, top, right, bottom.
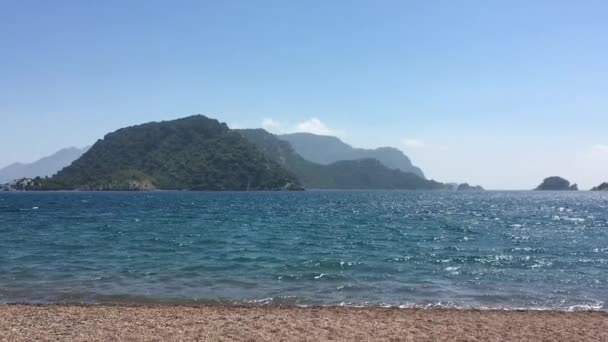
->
2, 304, 607, 341
1, 301, 606, 312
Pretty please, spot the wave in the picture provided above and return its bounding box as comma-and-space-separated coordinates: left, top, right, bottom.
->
1, 293, 605, 312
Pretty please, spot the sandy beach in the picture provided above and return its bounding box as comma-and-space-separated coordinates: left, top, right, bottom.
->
0, 304, 606, 341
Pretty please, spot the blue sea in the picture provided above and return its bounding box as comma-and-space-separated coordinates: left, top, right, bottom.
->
1, 191, 607, 310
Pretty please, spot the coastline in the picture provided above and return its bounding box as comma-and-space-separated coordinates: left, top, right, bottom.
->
1, 304, 607, 341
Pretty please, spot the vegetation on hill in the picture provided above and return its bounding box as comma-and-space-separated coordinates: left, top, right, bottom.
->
0, 147, 88, 183
309, 159, 443, 189
40, 116, 298, 190
238, 129, 444, 190
535, 177, 578, 191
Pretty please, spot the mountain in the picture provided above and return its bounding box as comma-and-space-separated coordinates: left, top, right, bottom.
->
535, 177, 578, 191
591, 182, 608, 191
0, 147, 88, 183
308, 159, 442, 190
279, 132, 425, 178
40, 116, 298, 191
238, 129, 444, 190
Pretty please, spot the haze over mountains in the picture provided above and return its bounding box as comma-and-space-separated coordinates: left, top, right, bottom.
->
5, 115, 603, 191
279, 133, 425, 178
0, 147, 88, 183
239, 129, 442, 190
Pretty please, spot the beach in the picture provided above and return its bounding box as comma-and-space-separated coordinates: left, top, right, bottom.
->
1, 304, 606, 341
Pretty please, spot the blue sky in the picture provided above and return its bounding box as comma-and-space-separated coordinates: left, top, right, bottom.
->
1, 0, 607, 189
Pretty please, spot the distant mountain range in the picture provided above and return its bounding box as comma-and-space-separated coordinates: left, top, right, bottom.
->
1, 115, 451, 191
239, 129, 443, 190
279, 133, 425, 178
0, 147, 89, 183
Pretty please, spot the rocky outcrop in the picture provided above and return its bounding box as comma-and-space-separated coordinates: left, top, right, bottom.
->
591, 182, 608, 191
456, 183, 484, 191
535, 177, 578, 191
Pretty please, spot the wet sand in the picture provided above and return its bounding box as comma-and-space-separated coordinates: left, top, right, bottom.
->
1, 304, 607, 341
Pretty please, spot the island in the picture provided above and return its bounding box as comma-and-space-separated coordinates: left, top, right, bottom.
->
2, 115, 450, 192
591, 182, 608, 191
535, 176, 578, 191
32, 116, 301, 191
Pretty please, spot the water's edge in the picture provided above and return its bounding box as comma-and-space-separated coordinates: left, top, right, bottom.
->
2, 191, 607, 310
2, 301, 607, 313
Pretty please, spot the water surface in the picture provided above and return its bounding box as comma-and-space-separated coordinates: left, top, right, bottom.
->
1, 191, 606, 309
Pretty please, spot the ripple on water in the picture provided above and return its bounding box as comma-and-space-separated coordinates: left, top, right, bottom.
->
0, 191, 606, 309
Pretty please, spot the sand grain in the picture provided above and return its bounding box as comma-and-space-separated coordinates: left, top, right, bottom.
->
1, 304, 607, 341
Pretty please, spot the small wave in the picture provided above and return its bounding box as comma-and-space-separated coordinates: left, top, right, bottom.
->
241, 296, 303, 305
552, 216, 585, 222
277, 272, 348, 282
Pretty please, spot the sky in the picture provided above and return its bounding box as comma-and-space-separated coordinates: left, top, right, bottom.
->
1, 0, 607, 190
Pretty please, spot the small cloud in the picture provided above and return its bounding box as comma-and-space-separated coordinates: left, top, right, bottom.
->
295, 117, 335, 136
260, 116, 343, 136
262, 118, 282, 132
401, 138, 426, 148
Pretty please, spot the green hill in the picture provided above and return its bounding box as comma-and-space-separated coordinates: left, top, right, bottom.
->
41, 116, 298, 190
238, 129, 444, 190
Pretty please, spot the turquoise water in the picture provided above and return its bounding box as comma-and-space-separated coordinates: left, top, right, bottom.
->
1, 191, 607, 309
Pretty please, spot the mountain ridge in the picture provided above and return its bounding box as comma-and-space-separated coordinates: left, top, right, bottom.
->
239, 129, 444, 190
279, 132, 425, 178
1, 116, 451, 191
0, 146, 89, 183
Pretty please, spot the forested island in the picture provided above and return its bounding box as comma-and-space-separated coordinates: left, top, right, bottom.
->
1, 115, 450, 191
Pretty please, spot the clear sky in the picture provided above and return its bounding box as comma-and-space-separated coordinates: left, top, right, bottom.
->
1, 0, 607, 189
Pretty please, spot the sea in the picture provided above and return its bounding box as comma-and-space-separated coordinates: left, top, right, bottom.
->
1, 191, 606, 310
